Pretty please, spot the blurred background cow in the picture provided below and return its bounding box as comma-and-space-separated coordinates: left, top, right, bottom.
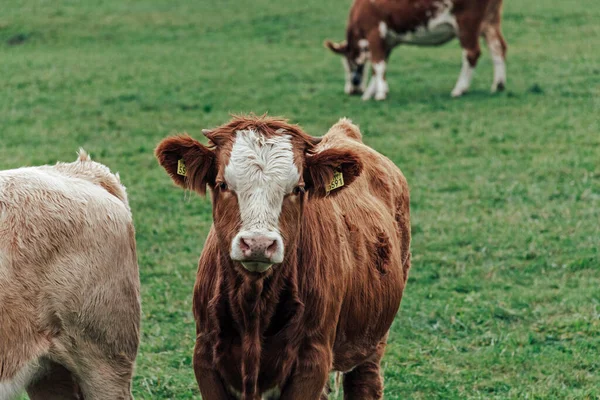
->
326, 0, 507, 100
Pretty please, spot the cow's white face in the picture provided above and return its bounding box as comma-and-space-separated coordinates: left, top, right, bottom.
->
225, 130, 301, 272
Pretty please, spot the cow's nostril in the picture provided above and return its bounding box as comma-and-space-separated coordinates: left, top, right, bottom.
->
265, 240, 277, 257
240, 238, 251, 251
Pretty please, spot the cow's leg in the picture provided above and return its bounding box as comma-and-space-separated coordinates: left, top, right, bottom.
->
451, 16, 482, 97
71, 354, 135, 400
342, 340, 387, 400
279, 343, 331, 399
26, 361, 82, 400
362, 32, 389, 101
193, 368, 235, 400
483, 25, 507, 93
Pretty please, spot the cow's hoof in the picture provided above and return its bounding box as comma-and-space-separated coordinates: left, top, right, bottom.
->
491, 82, 506, 93
374, 92, 387, 101
451, 88, 467, 97
361, 93, 373, 101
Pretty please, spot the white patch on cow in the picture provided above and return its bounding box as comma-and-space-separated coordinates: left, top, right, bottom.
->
226, 130, 299, 265
383, 0, 457, 46
379, 21, 388, 39
226, 385, 281, 400
451, 51, 474, 97
227, 385, 242, 399
342, 58, 353, 94
362, 61, 387, 101
0, 361, 39, 400
263, 386, 281, 399
356, 39, 370, 65
488, 38, 506, 92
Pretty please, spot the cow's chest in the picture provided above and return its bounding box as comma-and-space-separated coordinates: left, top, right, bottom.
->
216, 334, 291, 400
384, 5, 458, 46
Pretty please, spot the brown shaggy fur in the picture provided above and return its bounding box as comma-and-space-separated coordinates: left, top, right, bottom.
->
156, 115, 411, 400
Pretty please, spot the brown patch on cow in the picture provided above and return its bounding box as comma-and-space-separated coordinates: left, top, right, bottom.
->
374, 231, 391, 275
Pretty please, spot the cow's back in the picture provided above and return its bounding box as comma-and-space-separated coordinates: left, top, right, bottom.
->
0, 164, 140, 383
304, 120, 410, 371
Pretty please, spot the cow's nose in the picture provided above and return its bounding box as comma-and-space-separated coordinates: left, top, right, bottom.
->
352, 75, 362, 86
239, 235, 277, 261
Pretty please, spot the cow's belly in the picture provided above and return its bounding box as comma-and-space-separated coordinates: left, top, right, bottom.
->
385, 9, 458, 46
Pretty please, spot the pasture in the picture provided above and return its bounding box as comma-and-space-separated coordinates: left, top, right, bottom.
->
1, 0, 599, 398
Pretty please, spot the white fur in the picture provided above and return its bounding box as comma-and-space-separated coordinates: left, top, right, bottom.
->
0, 361, 38, 400
226, 130, 300, 265
379, 21, 388, 39
263, 386, 281, 399
488, 38, 506, 92
382, 1, 457, 46
342, 58, 353, 94
227, 385, 281, 400
356, 39, 370, 65
451, 51, 474, 97
362, 61, 388, 101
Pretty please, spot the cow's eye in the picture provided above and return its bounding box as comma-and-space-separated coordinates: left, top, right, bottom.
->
217, 182, 228, 191
293, 186, 305, 196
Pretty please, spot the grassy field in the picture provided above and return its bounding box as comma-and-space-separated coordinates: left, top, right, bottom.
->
2, 0, 599, 398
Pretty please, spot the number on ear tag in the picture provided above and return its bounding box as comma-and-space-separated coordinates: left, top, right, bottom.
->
327, 170, 344, 193
177, 159, 187, 176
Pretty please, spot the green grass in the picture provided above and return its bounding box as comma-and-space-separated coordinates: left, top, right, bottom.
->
2, 0, 599, 398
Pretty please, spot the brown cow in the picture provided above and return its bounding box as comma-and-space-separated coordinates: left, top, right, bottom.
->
325, 0, 507, 100
0, 151, 141, 400
156, 115, 411, 399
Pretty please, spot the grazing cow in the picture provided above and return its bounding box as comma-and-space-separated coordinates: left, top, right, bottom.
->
325, 0, 507, 100
156, 115, 411, 399
0, 151, 141, 400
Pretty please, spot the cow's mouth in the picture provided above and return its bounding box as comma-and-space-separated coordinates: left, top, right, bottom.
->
241, 261, 273, 273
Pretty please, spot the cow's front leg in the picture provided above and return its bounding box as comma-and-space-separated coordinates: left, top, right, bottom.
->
362, 61, 388, 101
362, 31, 389, 101
194, 341, 235, 400
452, 14, 482, 97
280, 343, 331, 400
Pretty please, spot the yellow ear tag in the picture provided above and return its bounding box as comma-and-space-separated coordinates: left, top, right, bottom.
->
327, 169, 344, 193
177, 159, 187, 176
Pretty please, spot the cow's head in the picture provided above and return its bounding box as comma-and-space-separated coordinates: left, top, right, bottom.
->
156, 116, 362, 275
325, 37, 370, 95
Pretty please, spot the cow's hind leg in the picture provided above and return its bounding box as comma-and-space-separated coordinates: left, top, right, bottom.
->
451, 14, 482, 97
26, 361, 81, 400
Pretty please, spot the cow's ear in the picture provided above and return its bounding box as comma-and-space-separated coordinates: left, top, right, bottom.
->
155, 135, 216, 195
304, 148, 363, 198
324, 40, 348, 55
